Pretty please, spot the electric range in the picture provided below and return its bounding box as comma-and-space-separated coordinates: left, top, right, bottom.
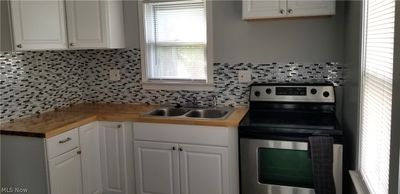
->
239, 83, 343, 194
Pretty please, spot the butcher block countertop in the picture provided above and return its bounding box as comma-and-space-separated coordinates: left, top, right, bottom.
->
0, 103, 248, 138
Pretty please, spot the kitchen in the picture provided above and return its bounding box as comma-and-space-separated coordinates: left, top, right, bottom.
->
0, 0, 399, 194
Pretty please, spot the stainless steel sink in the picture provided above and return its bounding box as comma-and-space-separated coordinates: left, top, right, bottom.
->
146, 108, 190, 117
144, 107, 233, 119
185, 109, 231, 119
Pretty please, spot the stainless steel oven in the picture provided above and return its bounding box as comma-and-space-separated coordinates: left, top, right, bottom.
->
239, 84, 344, 194
240, 138, 342, 194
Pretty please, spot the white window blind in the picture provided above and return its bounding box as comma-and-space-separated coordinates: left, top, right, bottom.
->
359, 0, 395, 194
143, 0, 207, 82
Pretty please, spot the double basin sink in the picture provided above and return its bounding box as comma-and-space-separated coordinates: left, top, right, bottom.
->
145, 107, 234, 120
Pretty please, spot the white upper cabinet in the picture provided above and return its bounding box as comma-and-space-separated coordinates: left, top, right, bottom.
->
7, 0, 125, 51
242, 0, 335, 19
287, 0, 335, 17
243, 0, 287, 19
66, 0, 125, 49
9, 0, 68, 51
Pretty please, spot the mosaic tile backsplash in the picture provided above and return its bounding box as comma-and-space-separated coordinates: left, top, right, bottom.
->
0, 49, 343, 122
0, 50, 87, 122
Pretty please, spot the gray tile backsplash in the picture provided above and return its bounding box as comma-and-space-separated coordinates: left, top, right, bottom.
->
0, 49, 343, 122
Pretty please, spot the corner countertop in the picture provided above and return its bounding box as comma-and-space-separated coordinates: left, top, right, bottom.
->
0, 103, 248, 138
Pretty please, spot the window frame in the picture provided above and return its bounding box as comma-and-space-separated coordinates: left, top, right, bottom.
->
138, 0, 214, 91
353, 0, 396, 193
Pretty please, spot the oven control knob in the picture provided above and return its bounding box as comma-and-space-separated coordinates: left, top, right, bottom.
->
265, 88, 272, 94
254, 91, 261, 97
311, 88, 317, 95
323, 91, 330, 97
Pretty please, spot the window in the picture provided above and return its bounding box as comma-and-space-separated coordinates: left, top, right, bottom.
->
139, 0, 213, 90
359, 0, 396, 193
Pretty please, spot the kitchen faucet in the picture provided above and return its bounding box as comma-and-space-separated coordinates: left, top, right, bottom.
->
211, 95, 217, 108
182, 95, 199, 108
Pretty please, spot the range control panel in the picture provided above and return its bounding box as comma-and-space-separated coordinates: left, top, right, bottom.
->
250, 84, 335, 103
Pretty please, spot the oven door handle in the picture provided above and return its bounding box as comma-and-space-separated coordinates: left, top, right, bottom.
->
241, 138, 309, 151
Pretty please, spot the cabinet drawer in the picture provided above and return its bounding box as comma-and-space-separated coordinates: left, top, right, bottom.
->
47, 128, 79, 159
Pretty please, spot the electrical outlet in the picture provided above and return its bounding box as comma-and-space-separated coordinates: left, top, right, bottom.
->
238, 70, 251, 83
109, 69, 120, 81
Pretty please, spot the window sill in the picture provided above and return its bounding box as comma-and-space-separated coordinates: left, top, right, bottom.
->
349, 170, 371, 194
142, 82, 215, 91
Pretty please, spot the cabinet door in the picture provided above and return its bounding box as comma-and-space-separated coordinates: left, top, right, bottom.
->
65, 0, 107, 48
242, 0, 287, 19
48, 148, 83, 194
79, 122, 102, 194
99, 122, 133, 194
9, 0, 67, 50
134, 141, 180, 194
179, 144, 229, 194
287, 0, 335, 17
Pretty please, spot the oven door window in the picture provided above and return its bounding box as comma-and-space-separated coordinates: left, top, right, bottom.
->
258, 148, 314, 188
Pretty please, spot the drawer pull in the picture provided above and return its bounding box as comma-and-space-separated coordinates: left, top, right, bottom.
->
59, 137, 72, 144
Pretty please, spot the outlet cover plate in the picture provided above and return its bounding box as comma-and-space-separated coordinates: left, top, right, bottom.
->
238, 70, 251, 83
109, 69, 120, 81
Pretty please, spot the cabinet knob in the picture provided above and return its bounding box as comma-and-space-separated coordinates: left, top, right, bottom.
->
172, 146, 176, 150
77, 150, 82, 155
179, 148, 183, 152
280, 9, 285, 14
287, 9, 293, 14
70, 43, 75, 46
117, 124, 122, 128
16, 44, 22, 48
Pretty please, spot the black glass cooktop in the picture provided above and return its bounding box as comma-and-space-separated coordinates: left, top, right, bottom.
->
239, 110, 343, 137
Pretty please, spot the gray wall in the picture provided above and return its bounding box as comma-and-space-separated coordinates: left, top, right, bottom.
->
123, 0, 140, 49
124, 0, 345, 63
342, 1, 362, 193
1, 135, 49, 194
0, 0, 13, 51
212, 0, 344, 63
389, 1, 400, 194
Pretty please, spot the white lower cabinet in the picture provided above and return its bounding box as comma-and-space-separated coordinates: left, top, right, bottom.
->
99, 121, 134, 194
79, 122, 103, 194
135, 141, 180, 194
135, 141, 229, 194
47, 121, 133, 194
133, 122, 238, 194
46, 121, 235, 194
179, 144, 228, 194
48, 148, 83, 194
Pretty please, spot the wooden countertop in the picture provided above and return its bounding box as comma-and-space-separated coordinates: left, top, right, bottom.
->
0, 103, 248, 138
